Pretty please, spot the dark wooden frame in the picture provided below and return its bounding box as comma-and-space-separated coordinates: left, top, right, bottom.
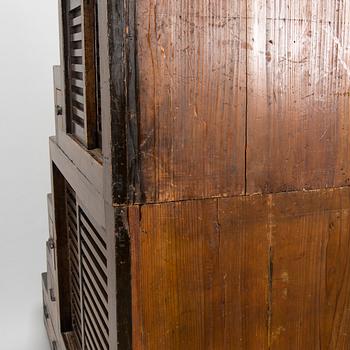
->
62, 0, 99, 149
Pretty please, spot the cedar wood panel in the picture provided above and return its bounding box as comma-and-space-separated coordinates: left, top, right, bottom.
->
130, 187, 350, 349
246, 0, 350, 193
129, 0, 350, 202
135, 0, 247, 202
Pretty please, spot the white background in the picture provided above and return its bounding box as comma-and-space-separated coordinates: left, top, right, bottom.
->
0, 1, 59, 349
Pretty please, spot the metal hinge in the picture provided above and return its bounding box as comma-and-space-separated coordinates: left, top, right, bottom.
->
43, 304, 49, 319
56, 105, 63, 116
47, 238, 55, 250
49, 288, 56, 302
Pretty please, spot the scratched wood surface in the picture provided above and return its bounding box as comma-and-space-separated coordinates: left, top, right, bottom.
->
136, 0, 247, 202
271, 188, 350, 349
130, 187, 350, 349
130, 197, 269, 349
246, 1, 350, 194
44, 1, 350, 349
134, 0, 350, 201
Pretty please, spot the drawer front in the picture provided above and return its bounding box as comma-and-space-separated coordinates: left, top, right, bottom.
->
47, 194, 55, 239
55, 88, 64, 131
48, 216, 55, 240
53, 66, 64, 136
42, 273, 59, 349
46, 236, 56, 272
53, 65, 62, 90
47, 193, 56, 270
46, 261, 59, 331
47, 193, 54, 222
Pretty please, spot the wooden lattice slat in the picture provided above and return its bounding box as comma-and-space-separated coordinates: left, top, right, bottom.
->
79, 210, 109, 349
64, 0, 100, 149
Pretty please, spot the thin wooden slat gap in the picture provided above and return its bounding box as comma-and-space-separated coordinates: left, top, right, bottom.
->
80, 212, 107, 249
84, 293, 109, 344
82, 264, 108, 312
84, 309, 108, 350
80, 224, 107, 267
82, 253, 108, 301
83, 285, 109, 331
81, 239, 107, 283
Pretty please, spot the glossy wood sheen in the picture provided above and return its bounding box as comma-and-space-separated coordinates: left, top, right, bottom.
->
42, 0, 350, 349
120, 0, 350, 202
130, 198, 269, 349
130, 187, 350, 349
271, 188, 350, 349
136, 0, 247, 202
247, 0, 350, 193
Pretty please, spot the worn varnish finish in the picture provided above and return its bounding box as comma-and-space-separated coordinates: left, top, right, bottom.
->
246, 1, 350, 194
130, 188, 350, 349
136, 0, 247, 202
271, 189, 350, 349
42, 0, 350, 349
130, 197, 270, 349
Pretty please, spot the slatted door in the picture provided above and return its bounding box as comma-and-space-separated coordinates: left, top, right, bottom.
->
65, 182, 109, 349
63, 0, 100, 149
80, 211, 109, 350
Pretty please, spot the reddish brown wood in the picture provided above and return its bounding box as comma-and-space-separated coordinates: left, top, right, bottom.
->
246, 1, 350, 194
135, 0, 247, 203
128, 188, 350, 350
130, 197, 269, 349
270, 188, 350, 349
42, 0, 350, 349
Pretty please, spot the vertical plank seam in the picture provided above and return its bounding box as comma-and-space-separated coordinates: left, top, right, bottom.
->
267, 194, 273, 350
215, 198, 223, 348
244, 0, 248, 195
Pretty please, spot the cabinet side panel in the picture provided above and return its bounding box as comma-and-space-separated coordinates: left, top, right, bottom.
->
136, 0, 247, 202
131, 187, 350, 349
270, 188, 350, 349
246, 0, 350, 193
131, 197, 269, 349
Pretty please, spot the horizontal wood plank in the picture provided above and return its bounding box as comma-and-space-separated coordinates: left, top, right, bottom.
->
131, 197, 269, 349
135, 0, 247, 203
131, 187, 350, 349
246, 0, 350, 194
71, 32, 83, 42
69, 0, 81, 12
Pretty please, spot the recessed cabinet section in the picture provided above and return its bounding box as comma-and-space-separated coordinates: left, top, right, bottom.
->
62, 0, 101, 150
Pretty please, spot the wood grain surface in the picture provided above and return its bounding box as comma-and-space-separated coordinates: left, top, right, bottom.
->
136, 0, 247, 202
246, 0, 350, 194
44, 1, 350, 349
132, 0, 350, 201
130, 187, 350, 349
271, 189, 350, 349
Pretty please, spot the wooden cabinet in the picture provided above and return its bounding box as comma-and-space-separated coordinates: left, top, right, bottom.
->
42, 0, 350, 349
